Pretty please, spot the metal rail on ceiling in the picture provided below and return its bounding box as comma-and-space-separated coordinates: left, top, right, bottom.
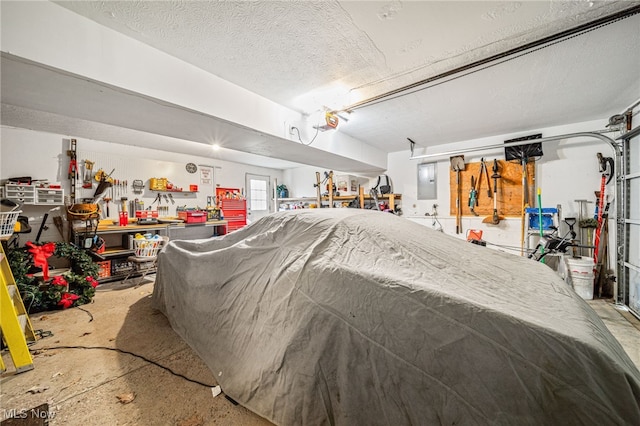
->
336, 5, 640, 114
408, 132, 620, 161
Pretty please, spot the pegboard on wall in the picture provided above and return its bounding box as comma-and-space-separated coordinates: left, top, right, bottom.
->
449, 159, 535, 217
76, 149, 214, 219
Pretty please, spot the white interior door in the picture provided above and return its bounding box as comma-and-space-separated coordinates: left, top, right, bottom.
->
246, 173, 271, 224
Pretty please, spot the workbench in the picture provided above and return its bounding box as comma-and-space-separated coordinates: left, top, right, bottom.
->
72, 220, 228, 282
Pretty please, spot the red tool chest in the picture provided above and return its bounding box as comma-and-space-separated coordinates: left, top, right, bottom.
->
178, 210, 207, 224
216, 187, 247, 232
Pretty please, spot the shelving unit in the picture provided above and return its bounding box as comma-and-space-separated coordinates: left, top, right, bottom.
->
4, 184, 64, 205
72, 223, 167, 283
150, 190, 198, 194
273, 181, 401, 211
71, 220, 229, 282
5, 184, 35, 204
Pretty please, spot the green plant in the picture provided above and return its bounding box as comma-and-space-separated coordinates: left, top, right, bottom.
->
8, 242, 100, 313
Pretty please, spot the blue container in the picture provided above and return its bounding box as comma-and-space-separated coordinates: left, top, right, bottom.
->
525, 207, 558, 230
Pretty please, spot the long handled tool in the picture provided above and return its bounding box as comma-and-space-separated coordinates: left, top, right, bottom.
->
314, 172, 322, 207
450, 156, 465, 234
483, 159, 503, 225
593, 153, 614, 267
537, 188, 545, 263
519, 159, 530, 255
477, 158, 492, 199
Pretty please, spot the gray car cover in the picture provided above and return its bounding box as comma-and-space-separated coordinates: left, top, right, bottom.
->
152, 209, 640, 425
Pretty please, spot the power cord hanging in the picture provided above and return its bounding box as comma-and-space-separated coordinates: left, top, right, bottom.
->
32, 345, 216, 388
426, 204, 443, 232
290, 124, 320, 146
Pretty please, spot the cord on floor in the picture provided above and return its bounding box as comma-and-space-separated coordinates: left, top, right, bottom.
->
32, 345, 216, 388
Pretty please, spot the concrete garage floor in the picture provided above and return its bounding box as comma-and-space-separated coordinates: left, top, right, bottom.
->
1, 278, 273, 425
2, 277, 640, 425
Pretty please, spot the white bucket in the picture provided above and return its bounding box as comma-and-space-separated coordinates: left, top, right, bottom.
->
566, 256, 595, 300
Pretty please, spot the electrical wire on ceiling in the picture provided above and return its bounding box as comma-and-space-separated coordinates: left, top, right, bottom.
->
290, 124, 319, 146
333, 5, 640, 115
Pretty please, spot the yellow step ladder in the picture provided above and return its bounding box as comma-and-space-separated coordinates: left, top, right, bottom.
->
0, 243, 36, 373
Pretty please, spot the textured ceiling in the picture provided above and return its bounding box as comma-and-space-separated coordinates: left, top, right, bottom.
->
4, 1, 640, 170
52, 1, 639, 113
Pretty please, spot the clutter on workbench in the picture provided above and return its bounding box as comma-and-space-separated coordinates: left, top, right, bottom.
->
136, 210, 159, 219
178, 209, 207, 224
119, 211, 128, 226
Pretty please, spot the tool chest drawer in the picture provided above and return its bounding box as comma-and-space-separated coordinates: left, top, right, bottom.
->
4, 184, 36, 204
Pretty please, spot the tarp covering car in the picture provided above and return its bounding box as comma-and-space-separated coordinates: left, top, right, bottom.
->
153, 209, 640, 425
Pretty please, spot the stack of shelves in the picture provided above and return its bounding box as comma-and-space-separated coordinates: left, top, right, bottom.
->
71, 223, 167, 283
4, 184, 64, 205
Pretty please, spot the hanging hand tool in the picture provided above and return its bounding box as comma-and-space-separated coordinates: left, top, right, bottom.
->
450, 156, 465, 234
168, 193, 175, 204
91, 168, 114, 203
476, 157, 492, 199
83, 160, 94, 188
468, 175, 479, 216
483, 159, 503, 225
103, 189, 111, 217
94, 168, 115, 183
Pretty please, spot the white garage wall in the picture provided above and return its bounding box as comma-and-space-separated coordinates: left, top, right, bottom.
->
1, 126, 284, 243
1, 1, 387, 170
387, 118, 619, 263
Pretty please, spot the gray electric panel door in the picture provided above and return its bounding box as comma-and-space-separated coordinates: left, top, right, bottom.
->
417, 163, 437, 200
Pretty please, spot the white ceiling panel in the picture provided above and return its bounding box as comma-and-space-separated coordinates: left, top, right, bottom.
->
2, 1, 639, 169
